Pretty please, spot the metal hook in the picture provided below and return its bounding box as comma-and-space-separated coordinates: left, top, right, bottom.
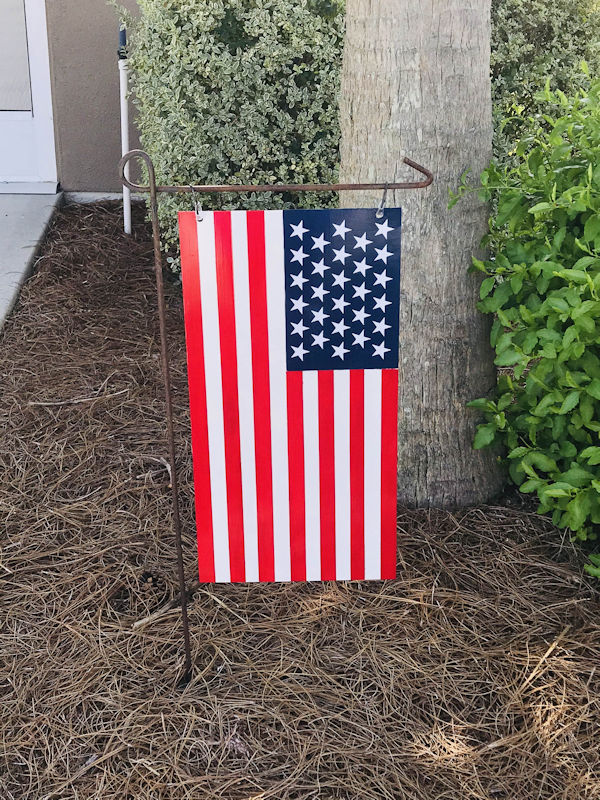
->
376, 183, 389, 219
189, 185, 203, 222
119, 149, 433, 195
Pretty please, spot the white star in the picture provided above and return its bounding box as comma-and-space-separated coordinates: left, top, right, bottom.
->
375, 219, 394, 239
311, 283, 329, 302
373, 295, 392, 313
290, 246, 308, 265
312, 331, 329, 349
353, 232, 372, 251
332, 220, 351, 239
332, 342, 349, 360
290, 271, 308, 289
373, 269, 392, 288
372, 317, 391, 336
332, 246, 350, 264
312, 307, 329, 326
290, 295, 308, 313
332, 271, 350, 288
332, 295, 349, 313
290, 220, 308, 239
353, 283, 371, 301
353, 330, 370, 348
291, 319, 308, 337
332, 319, 349, 337
353, 258, 372, 277
373, 341, 391, 359
311, 233, 330, 252
353, 307, 370, 325
374, 245, 392, 264
311, 259, 327, 278
291, 343, 308, 360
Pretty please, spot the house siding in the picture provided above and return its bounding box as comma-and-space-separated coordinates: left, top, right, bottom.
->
45, 0, 139, 192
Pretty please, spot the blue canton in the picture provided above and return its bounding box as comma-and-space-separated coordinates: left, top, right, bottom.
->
283, 208, 401, 371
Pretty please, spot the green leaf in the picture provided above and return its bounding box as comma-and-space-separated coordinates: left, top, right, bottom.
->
480, 277, 495, 299
508, 446, 529, 460
495, 348, 523, 367
521, 478, 545, 493
471, 257, 488, 273
584, 215, 600, 244
532, 392, 559, 417
510, 274, 524, 293
526, 451, 557, 472
584, 563, 600, 578
562, 326, 578, 350
581, 447, 600, 465
497, 393, 513, 411
554, 269, 588, 284
572, 300, 598, 319
580, 396, 594, 424
529, 202, 554, 214
558, 391, 580, 415
486, 281, 513, 312
563, 491, 591, 531
542, 483, 573, 498
586, 379, 600, 400
562, 465, 594, 488
473, 424, 496, 450
467, 398, 495, 411
498, 193, 525, 226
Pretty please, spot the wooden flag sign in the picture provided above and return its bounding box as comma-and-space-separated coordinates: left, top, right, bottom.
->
179, 208, 401, 583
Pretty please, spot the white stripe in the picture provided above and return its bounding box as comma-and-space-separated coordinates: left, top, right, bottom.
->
231, 211, 259, 582
364, 369, 382, 579
334, 370, 351, 580
302, 370, 321, 581
264, 211, 291, 581
196, 213, 230, 582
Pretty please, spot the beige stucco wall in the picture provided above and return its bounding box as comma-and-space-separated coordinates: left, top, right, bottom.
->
45, 0, 139, 192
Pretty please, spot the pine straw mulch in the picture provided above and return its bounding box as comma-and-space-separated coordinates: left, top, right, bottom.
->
1, 202, 600, 800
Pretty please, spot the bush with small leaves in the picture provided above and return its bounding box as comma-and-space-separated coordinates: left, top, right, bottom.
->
491, 0, 600, 162
464, 73, 600, 576
121, 0, 344, 265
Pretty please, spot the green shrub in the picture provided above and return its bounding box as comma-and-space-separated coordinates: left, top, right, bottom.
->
124, 0, 344, 262
466, 74, 600, 575
121, 0, 599, 260
491, 0, 600, 162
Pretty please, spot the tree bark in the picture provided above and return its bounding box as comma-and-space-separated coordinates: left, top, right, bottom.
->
340, 0, 502, 507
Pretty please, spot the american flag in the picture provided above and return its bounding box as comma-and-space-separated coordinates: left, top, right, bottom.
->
179, 208, 400, 583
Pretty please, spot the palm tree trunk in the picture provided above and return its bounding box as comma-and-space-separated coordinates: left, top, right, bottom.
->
340, 0, 502, 506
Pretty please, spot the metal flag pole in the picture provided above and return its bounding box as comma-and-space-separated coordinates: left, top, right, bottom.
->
118, 149, 433, 683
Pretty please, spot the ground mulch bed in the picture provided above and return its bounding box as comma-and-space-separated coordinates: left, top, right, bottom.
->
1, 203, 600, 800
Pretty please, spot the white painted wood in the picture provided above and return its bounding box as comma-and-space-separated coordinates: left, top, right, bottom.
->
0, 0, 57, 189
0, 0, 32, 111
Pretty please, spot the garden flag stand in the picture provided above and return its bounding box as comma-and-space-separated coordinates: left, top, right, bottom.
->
119, 150, 433, 682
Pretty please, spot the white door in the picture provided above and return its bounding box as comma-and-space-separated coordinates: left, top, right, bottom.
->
0, 0, 57, 193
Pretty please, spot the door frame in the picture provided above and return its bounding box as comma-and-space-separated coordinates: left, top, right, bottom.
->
0, 0, 57, 193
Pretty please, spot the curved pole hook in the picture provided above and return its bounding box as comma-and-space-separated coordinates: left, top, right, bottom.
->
119, 149, 433, 195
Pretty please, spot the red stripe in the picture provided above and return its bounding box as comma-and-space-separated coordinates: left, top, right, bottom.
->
318, 370, 336, 580
286, 371, 306, 581
381, 369, 399, 579
179, 211, 215, 582
246, 211, 275, 581
349, 370, 365, 580
214, 212, 245, 582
